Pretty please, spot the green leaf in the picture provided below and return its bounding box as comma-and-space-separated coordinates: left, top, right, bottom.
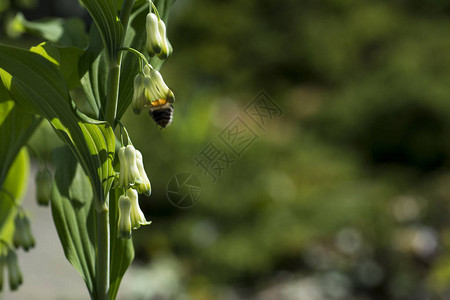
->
0, 99, 14, 126
116, 5, 147, 120
0, 44, 115, 208
13, 13, 89, 49
30, 42, 84, 90
0, 149, 30, 245
0, 100, 40, 188
0, 92, 37, 256
51, 146, 96, 298
0, 78, 11, 105
109, 187, 134, 300
79, 0, 124, 64
79, 26, 109, 119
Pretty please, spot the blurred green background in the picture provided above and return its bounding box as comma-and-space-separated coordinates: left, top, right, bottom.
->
5, 0, 450, 299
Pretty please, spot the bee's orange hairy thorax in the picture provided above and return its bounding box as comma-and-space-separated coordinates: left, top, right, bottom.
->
151, 99, 167, 107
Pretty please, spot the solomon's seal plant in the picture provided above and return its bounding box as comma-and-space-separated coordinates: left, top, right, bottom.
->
0, 0, 177, 298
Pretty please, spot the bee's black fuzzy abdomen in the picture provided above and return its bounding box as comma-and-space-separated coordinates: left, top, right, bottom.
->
149, 104, 174, 128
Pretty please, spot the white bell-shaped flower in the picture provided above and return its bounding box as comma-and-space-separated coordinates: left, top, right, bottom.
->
135, 150, 151, 196
157, 19, 170, 60
127, 188, 151, 229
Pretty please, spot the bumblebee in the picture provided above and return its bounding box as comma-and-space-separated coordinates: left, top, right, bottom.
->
148, 99, 174, 128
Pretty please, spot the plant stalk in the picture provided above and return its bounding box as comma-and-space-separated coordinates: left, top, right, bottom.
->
96, 203, 110, 300
97, 1, 135, 299
97, 64, 120, 300
104, 65, 121, 126
98, 32, 121, 300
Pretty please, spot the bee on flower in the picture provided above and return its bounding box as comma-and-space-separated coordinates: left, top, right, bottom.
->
131, 65, 175, 128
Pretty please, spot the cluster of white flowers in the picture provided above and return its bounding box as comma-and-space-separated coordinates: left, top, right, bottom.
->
118, 2, 177, 238
117, 144, 152, 239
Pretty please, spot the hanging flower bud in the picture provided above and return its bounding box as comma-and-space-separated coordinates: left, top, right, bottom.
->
132, 73, 148, 115
127, 188, 151, 229
157, 19, 170, 60
6, 250, 22, 291
35, 169, 52, 206
146, 13, 163, 56
118, 145, 141, 188
135, 150, 151, 196
117, 194, 132, 239
13, 213, 35, 251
